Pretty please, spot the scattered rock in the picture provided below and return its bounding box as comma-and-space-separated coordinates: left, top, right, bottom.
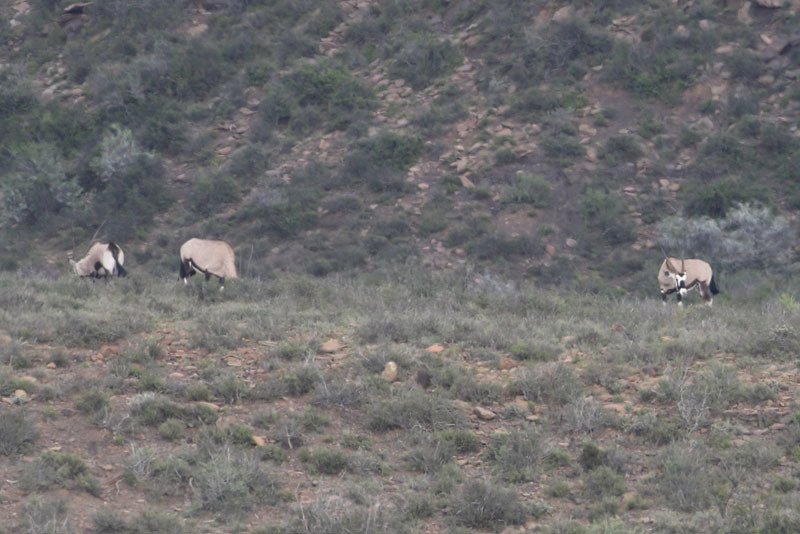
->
186, 23, 208, 36
426, 343, 445, 353
474, 406, 496, 420
459, 175, 475, 188
320, 339, 342, 353
252, 436, 266, 447
12, 389, 30, 404
552, 5, 573, 22
737, 2, 752, 24
565, 238, 577, 248
381, 361, 398, 382
498, 357, 518, 370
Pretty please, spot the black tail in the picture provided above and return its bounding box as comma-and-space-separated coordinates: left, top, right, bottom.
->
108, 242, 121, 259
180, 260, 187, 280
709, 276, 719, 295
107, 242, 127, 277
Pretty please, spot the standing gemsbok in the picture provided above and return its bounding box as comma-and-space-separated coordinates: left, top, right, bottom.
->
179, 238, 237, 290
658, 257, 719, 306
71, 242, 127, 279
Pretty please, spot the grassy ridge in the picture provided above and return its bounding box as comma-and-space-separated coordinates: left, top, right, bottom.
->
1, 267, 799, 532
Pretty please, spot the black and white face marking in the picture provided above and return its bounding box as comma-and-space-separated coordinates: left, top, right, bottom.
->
676, 272, 687, 290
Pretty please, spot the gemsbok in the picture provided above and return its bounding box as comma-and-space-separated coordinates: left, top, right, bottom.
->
71, 242, 127, 279
179, 238, 237, 290
658, 257, 718, 306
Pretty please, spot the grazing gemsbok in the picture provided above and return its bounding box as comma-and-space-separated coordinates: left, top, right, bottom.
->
71, 242, 127, 279
658, 257, 718, 306
179, 238, 237, 290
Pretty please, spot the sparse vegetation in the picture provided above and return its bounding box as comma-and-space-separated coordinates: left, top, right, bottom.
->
2, 0, 800, 531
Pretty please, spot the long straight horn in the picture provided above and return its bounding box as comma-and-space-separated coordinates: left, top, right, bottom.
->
681, 258, 685, 273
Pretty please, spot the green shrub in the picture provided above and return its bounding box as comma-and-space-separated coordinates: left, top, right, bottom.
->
540, 132, 585, 164
501, 173, 552, 207
283, 498, 400, 534
75, 389, 109, 415
434, 429, 481, 454
128, 393, 218, 427
583, 466, 625, 498
683, 178, 769, 218
388, 31, 461, 89
605, 41, 690, 101
299, 447, 350, 475
512, 362, 581, 406
450, 480, 526, 529
188, 173, 240, 217
468, 232, 544, 260
214, 374, 249, 404
509, 342, 561, 362
413, 85, 468, 135
192, 447, 280, 517
0, 143, 83, 228
20, 497, 74, 534
657, 441, 715, 512
483, 429, 542, 483
0, 409, 39, 456
367, 389, 468, 432
185, 383, 213, 402
157, 419, 184, 441
727, 50, 763, 81
698, 133, 745, 169
361, 131, 422, 172
22, 451, 102, 496
579, 187, 635, 245
600, 135, 643, 165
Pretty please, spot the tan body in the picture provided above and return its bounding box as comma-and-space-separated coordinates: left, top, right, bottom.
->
658, 257, 717, 306
71, 242, 126, 278
179, 238, 237, 289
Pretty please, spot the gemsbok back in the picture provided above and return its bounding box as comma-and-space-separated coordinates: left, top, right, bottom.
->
71, 242, 127, 279
179, 238, 237, 290
658, 257, 718, 306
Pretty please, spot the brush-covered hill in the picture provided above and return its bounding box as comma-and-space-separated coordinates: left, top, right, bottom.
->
1, 0, 799, 284
3, 2, 800, 533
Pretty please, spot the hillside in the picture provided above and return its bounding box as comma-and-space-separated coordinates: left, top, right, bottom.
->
1, 0, 798, 281
2, 1, 800, 533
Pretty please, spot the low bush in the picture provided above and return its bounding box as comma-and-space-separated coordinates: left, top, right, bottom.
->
501, 173, 552, 207
449, 480, 526, 529
0, 409, 39, 456
367, 389, 468, 432
511, 362, 581, 406
656, 440, 716, 512
21, 451, 102, 496
600, 135, 643, 165
192, 447, 281, 517
483, 429, 542, 482
388, 31, 461, 89
20, 497, 75, 534
299, 447, 350, 475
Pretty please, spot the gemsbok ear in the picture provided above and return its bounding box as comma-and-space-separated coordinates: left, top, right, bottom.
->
664, 258, 678, 273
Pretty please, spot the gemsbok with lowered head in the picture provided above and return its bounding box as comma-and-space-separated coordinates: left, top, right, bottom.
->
71, 242, 127, 279
179, 238, 237, 290
658, 256, 719, 306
